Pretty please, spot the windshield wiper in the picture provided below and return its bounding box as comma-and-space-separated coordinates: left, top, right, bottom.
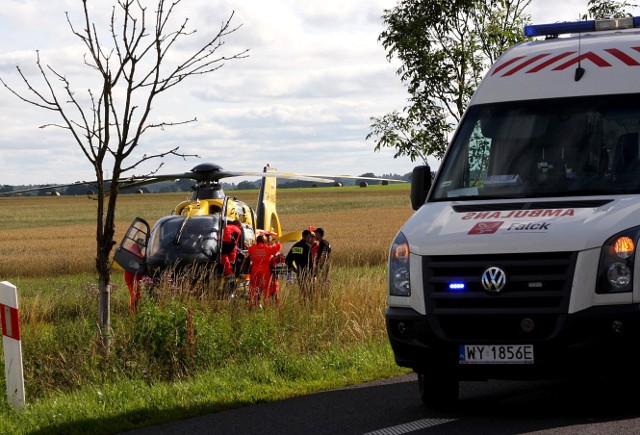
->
174, 217, 190, 245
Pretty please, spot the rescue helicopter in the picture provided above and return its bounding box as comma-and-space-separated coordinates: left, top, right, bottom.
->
110, 162, 405, 292
0, 162, 404, 286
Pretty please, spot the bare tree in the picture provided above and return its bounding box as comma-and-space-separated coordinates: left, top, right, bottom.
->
0, 0, 248, 350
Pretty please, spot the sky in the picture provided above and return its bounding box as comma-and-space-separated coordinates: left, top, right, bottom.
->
0, 0, 633, 186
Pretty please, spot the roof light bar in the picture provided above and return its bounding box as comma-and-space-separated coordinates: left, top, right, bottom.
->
596, 17, 634, 30
524, 16, 640, 37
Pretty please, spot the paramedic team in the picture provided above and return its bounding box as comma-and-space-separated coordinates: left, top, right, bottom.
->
125, 225, 331, 312
246, 227, 331, 305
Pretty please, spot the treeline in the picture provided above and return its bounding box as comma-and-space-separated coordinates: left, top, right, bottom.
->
0, 172, 412, 196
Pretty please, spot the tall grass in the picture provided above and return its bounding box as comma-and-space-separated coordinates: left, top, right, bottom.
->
7, 266, 389, 396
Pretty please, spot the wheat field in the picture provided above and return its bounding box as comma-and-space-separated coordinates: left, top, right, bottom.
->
0, 185, 413, 278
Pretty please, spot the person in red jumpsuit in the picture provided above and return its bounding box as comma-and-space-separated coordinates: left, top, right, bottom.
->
220, 219, 242, 278
248, 234, 282, 307
265, 232, 285, 304
124, 239, 148, 313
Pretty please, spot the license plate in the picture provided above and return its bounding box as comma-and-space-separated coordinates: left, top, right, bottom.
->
459, 344, 534, 365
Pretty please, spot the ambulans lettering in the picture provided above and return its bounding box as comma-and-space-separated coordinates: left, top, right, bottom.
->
461, 209, 574, 220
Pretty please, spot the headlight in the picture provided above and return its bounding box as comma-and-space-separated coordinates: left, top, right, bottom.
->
389, 232, 411, 296
597, 227, 640, 294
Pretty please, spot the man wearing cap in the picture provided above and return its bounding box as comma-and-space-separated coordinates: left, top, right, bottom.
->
286, 229, 315, 297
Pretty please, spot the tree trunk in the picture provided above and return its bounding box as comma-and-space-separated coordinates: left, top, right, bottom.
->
96, 188, 117, 353
97, 279, 111, 351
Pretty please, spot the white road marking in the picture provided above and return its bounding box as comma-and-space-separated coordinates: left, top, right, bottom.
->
364, 418, 457, 435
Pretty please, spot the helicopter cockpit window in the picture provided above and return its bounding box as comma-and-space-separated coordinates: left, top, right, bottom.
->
121, 221, 148, 258
147, 215, 220, 269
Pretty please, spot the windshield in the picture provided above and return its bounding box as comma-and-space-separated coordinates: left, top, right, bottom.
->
147, 215, 219, 267
432, 94, 640, 201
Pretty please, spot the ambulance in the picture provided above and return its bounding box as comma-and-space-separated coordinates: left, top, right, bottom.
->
385, 17, 640, 406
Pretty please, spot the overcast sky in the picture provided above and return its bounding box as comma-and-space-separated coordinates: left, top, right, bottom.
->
0, 0, 634, 186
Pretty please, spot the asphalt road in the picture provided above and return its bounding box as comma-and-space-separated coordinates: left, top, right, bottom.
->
123, 372, 640, 434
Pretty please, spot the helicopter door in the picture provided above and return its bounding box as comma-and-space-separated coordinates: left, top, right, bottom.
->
114, 217, 150, 274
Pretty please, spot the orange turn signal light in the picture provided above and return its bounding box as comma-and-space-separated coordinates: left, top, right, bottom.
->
393, 243, 409, 260
614, 236, 635, 258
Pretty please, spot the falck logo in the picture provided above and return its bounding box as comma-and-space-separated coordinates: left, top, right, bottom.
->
481, 266, 507, 294
469, 221, 503, 235
491, 46, 640, 77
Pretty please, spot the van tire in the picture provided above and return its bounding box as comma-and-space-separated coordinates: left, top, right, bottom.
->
417, 371, 459, 408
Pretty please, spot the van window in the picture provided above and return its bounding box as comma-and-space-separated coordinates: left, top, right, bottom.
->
432, 94, 640, 201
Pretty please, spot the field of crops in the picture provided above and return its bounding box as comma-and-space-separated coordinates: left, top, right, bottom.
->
0, 184, 414, 434
0, 185, 412, 277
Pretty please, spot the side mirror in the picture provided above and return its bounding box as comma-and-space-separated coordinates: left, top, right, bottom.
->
410, 165, 432, 211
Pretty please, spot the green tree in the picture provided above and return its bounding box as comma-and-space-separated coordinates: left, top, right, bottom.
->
237, 180, 258, 190
582, 0, 637, 19
367, 0, 531, 164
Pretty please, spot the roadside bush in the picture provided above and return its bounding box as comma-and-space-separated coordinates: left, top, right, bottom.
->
132, 301, 198, 379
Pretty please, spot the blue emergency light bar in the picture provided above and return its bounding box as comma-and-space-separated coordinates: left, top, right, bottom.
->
524, 16, 640, 37
449, 282, 466, 291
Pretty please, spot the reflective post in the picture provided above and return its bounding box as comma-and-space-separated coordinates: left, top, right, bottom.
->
1, 281, 25, 411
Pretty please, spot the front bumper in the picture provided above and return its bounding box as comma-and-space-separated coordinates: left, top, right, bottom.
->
386, 304, 640, 380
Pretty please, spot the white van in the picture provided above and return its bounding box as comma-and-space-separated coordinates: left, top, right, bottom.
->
386, 17, 640, 406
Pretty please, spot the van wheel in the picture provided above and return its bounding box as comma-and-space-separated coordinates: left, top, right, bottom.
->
417, 371, 459, 408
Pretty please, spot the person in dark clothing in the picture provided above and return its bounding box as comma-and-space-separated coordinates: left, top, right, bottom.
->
312, 227, 332, 287
285, 229, 315, 297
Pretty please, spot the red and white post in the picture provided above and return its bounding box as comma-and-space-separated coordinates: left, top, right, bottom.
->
1, 281, 25, 411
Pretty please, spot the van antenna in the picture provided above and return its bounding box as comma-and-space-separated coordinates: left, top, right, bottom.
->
575, 32, 585, 81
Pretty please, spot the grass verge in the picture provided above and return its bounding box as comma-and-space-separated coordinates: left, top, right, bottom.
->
0, 266, 410, 434
0, 340, 407, 435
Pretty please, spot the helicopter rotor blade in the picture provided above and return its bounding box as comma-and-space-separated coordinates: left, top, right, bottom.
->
118, 171, 335, 186
0, 162, 405, 197
281, 173, 407, 182
0, 181, 99, 196
231, 171, 335, 183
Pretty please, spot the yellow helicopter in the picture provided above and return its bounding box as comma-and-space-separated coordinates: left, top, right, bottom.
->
112, 162, 404, 291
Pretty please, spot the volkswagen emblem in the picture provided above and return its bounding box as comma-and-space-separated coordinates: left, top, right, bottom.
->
481, 266, 507, 293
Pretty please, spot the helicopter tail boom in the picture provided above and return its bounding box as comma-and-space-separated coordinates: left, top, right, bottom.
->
256, 165, 282, 237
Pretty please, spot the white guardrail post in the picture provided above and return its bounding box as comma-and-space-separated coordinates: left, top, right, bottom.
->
1, 281, 25, 411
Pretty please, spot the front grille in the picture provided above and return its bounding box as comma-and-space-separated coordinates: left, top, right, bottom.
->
423, 252, 577, 315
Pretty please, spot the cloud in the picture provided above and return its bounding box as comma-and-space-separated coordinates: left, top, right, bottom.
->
3, 0, 629, 185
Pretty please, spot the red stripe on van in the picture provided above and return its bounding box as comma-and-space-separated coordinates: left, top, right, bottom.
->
492, 56, 526, 75
526, 51, 576, 73
605, 48, 640, 66
553, 52, 612, 70
502, 53, 551, 76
